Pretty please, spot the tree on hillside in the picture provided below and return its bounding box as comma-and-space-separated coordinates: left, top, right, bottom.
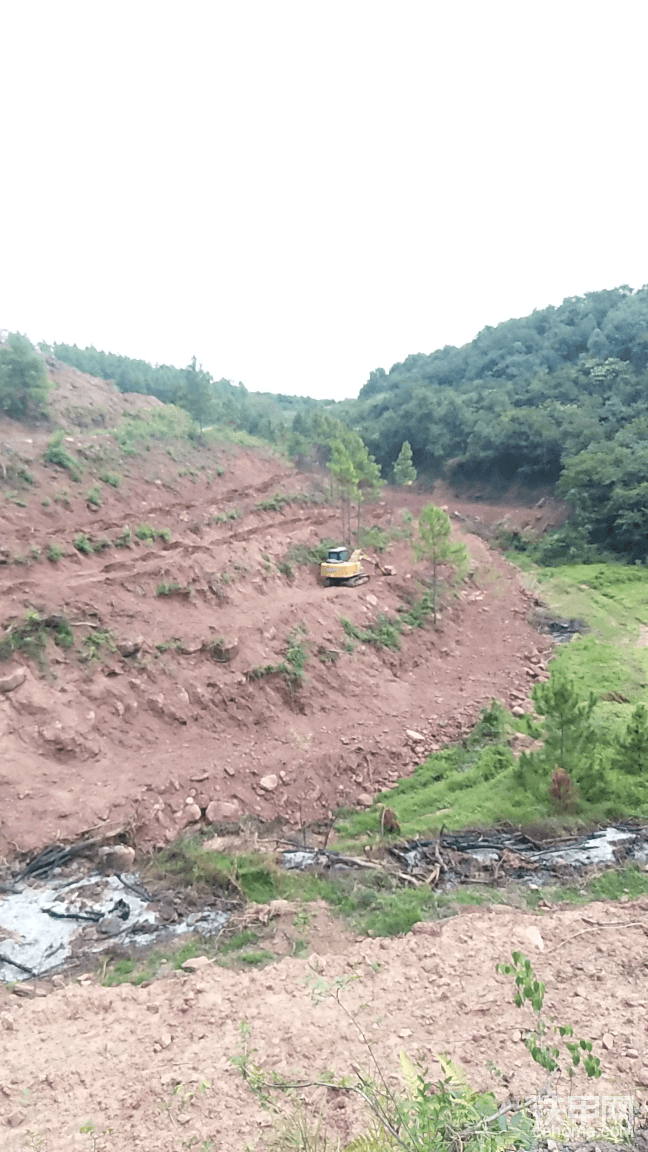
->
532, 670, 597, 775
177, 356, 218, 432
0, 333, 50, 421
393, 440, 416, 487
415, 504, 466, 624
329, 439, 357, 543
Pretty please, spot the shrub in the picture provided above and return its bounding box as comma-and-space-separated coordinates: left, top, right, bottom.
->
47, 543, 64, 562
98, 470, 120, 488
73, 533, 94, 555
114, 526, 132, 547
156, 580, 183, 597
44, 432, 82, 481
86, 485, 102, 507
549, 767, 580, 812
0, 333, 50, 421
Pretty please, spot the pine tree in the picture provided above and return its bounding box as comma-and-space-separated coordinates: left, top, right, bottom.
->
393, 440, 416, 487
178, 356, 218, 431
612, 703, 648, 776
415, 503, 466, 623
532, 671, 597, 773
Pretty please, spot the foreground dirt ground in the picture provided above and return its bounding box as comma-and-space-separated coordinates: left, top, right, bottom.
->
1, 897, 647, 1148
0, 363, 563, 857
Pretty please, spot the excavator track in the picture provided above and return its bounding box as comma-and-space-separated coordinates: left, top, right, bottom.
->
347, 573, 370, 587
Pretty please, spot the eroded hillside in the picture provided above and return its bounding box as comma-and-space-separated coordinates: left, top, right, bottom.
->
0, 363, 554, 858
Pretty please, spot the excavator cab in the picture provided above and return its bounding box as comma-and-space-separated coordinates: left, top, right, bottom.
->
320, 546, 370, 588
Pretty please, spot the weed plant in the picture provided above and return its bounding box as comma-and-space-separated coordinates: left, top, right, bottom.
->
44, 432, 82, 481
86, 485, 102, 507
73, 533, 94, 554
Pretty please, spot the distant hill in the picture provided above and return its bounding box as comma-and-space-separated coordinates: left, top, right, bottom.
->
342, 286, 648, 479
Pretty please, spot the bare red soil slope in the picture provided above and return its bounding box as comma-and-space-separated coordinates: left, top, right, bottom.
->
0, 364, 557, 857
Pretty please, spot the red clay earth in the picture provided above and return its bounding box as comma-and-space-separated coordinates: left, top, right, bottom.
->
0, 363, 564, 858
1, 364, 647, 1150
1, 896, 647, 1149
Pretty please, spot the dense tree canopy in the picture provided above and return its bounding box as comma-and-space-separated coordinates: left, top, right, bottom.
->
0, 334, 50, 421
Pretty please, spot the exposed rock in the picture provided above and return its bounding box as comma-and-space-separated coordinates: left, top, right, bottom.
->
205, 799, 240, 822
181, 802, 202, 826
602, 1033, 614, 1050
356, 792, 374, 807
411, 921, 441, 937
179, 639, 203, 655
181, 956, 211, 971
511, 705, 526, 718
259, 773, 278, 792
365, 593, 378, 607
0, 667, 26, 693
13, 983, 36, 998
405, 729, 425, 741
117, 635, 144, 657
6, 1110, 26, 1128
98, 845, 135, 872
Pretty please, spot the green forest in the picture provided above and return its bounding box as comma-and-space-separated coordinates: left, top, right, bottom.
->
4, 283, 648, 564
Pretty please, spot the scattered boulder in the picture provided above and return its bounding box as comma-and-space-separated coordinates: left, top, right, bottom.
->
0, 667, 26, 693
259, 774, 278, 792
181, 803, 202, 826
98, 844, 135, 873
411, 921, 441, 937
405, 729, 425, 742
117, 635, 144, 657
205, 799, 240, 822
356, 792, 374, 808
365, 593, 378, 607
181, 956, 211, 971
511, 705, 526, 718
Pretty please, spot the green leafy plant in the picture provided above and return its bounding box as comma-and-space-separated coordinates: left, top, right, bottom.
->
82, 629, 116, 661
98, 470, 120, 488
114, 526, 131, 547
73, 533, 94, 555
155, 580, 183, 597
342, 613, 401, 651
496, 951, 601, 1080
44, 432, 82, 481
47, 542, 64, 562
86, 485, 102, 507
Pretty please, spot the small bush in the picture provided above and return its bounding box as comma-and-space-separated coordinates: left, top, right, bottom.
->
341, 613, 401, 651
114, 526, 132, 547
277, 560, 294, 579
53, 489, 71, 508
44, 432, 82, 481
156, 580, 183, 597
17, 467, 34, 485
93, 536, 112, 552
41, 496, 51, 507
98, 470, 120, 488
135, 523, 156, 541
550, 766, 580, 812
73, 533, 94, 555
47, 542, 64, 562
86, 485, 102, 507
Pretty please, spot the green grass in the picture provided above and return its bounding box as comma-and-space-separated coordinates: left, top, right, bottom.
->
98, 470, 120, 488
114, 405, 194, 454
341, 613, 401, 651
44, 432, 82, 481
86, 484, 102, 507
73, 533, 94, 554
523, 562, 648, 743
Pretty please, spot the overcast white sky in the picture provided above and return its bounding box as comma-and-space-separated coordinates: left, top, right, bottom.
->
1, 1, 646, 400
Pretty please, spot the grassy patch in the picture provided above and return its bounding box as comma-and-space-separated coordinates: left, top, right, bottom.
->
98, 470, 120, 488
73, 533, 94, 555
0, 611, 74, 670
44, 432, 82, 481
114, 405, 194, 454
86, 484, 102, 507
341, 613, 401, 651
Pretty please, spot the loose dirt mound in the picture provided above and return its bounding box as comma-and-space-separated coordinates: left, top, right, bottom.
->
46, 358, 164, 430
1, 897, 646, 1149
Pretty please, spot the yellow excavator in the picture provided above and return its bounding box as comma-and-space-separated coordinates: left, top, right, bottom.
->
320, 546, 370, 588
